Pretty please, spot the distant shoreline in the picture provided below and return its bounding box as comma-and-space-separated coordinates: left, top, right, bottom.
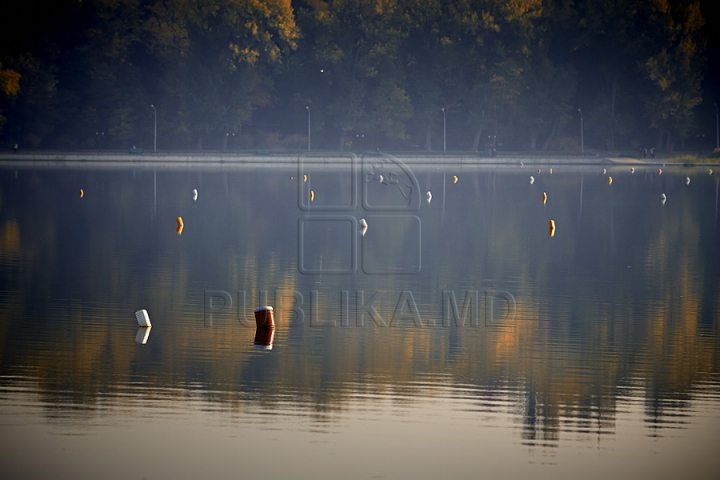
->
0, 151, 716, 169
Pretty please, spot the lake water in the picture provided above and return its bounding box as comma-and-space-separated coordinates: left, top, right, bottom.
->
1, 156, 719, 479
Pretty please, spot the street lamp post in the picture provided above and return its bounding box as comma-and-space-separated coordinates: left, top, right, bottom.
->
715, 103, 719, 150
441, 108, 446, 153
578, 108, 584, 154
150, 104, 157, 152
306, 106, 311, 152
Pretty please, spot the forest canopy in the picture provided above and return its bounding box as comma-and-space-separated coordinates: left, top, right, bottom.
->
0, 0, 715, 153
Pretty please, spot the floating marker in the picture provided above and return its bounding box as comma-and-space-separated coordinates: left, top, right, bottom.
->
176, 217, 184, 235
631, 167, 635, 174
549, 168, 553, 174
379, 174, 384, 183
310, 190, 315, 201
303, 174, 307, 182
135, 327, 152, 345
661, 193, 667, 204
603, 168, 607, 174
537, 169, 541, 174
520, 162, 524, 167
360, 218, 368, 236
426, 191, 432, 204
548, 219, 556, 237
453, 176, 458, 184
709, 169, 713, 175
658, 168, 662, 175
530, 176, 535, 184
193, 189, 198, 201
542, 192, 547, 204
254, 306, 275, 329
79, 189, 84, 198
135, 309, 152, 327
686, 177, 691, 185
608, 176, 613, 185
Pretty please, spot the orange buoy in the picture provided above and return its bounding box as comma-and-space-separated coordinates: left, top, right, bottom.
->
79, 189, 84, 198
542, 192, 547, 204
608, 176, 613, 185
548, 219, 556, 237
176, 217, 184, 235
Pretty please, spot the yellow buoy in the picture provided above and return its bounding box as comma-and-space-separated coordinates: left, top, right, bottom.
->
176, 217, 184, 235
303, 175, 307, 182
608, 176, 613, 185
542, 192, 547, 204
658, 168, 662, 175
549, 168, 553, 174
79, 189, 84, 198
548, 220, 556, 237
453, 175, 458, 184
310, 190, 315, 201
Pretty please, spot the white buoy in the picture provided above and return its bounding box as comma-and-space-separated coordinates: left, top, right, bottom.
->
603, 168, 606, 175
631, 167, 635, 174
686, 177, 691, 185
530, 176, 535, 184
710, 169, 713, 175
135, 309, 152, 327
193, 189, 198, 201
661, 193, 667, 204
426, 191, 432, 204
360, 218, 368, 236
379, 174, 384, 184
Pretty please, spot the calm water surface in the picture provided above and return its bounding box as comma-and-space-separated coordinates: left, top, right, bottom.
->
0, 157, 719, 479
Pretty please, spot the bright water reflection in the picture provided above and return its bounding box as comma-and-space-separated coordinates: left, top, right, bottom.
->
0, 160, 719, 479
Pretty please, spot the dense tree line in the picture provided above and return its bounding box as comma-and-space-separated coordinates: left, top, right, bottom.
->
0, 0, 714, 153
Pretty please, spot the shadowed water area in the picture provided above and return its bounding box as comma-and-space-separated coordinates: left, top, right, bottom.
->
0, 157, 719, 479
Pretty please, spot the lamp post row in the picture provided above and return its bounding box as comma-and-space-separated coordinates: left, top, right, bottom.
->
146, 103, 717, 153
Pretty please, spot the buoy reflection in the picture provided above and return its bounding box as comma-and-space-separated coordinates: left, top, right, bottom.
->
254, 327, 275, 350
135, 326, 152, 345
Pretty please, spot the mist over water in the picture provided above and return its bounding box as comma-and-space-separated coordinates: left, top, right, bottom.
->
0, 161, 719, 479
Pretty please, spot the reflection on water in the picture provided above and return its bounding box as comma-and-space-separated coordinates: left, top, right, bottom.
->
0, 162, 719, 479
